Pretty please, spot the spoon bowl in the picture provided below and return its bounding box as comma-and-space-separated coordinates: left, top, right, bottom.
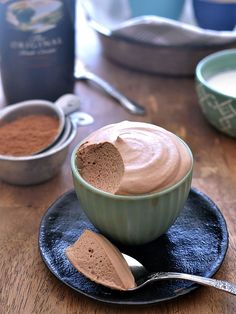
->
122, 253, 236, 295
45, 117, 72, 153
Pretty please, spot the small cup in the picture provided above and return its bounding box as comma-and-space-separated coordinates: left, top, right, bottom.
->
195, 49, 236, 137
128, 0, 185, 20
193, 0, 236, 31
71, 138, 193, 245
0, 103, 77, 185
0, 124, 76, 185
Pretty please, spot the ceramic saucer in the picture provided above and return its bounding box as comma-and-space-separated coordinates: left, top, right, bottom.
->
38, 188, 228, 305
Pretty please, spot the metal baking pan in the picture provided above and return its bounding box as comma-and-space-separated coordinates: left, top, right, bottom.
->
82, 2, 236, 76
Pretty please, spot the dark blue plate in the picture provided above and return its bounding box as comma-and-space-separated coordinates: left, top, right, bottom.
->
38, 188, 228, 305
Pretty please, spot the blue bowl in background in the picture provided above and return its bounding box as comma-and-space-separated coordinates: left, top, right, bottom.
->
128, 0, 185, 20
193, 0, 236, 31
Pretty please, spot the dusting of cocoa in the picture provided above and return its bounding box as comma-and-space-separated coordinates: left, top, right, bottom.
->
0, 114, 59, 156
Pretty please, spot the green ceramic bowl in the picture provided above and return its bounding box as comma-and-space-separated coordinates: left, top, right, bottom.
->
196, 49, 236, 137
71, 139, 193, 245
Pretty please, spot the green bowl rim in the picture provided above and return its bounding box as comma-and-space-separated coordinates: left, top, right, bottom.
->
195, 48, 236, 100
71, 134, 193, 200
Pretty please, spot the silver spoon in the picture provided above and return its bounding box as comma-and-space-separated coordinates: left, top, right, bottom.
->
122, 254, 236, 295
74, 61, 146, 116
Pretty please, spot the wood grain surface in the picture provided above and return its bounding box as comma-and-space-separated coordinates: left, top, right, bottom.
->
1, 9, 236, 314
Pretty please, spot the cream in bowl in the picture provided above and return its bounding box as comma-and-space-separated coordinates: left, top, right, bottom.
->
196, 49, 236, 137
71, 121, 193, 245
207, 70, 236, 99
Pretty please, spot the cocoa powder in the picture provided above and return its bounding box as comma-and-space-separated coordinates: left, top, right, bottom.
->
0, 114, 59, 156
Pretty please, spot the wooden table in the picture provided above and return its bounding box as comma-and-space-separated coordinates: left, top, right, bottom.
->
1, 11, 236, 314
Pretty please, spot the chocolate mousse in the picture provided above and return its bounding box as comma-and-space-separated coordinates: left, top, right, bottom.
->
77, 142, 124, 194
66, 230, 136, 291
76, 121, 192, 195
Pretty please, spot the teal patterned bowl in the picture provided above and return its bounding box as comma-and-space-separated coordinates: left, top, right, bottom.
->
71, 140, 193, 245
196, 49, 236, 137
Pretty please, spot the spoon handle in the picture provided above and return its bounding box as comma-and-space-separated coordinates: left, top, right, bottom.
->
54, 94, 81, 115
149, 272, 236, 295
75, 71, 146, 115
